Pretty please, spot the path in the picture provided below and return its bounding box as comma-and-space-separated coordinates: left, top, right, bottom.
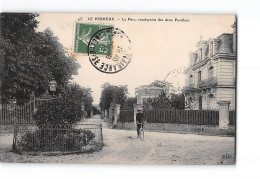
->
0, 115, 235, 164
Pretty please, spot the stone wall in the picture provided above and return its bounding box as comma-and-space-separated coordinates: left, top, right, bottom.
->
0, 125, 15, 133
115, 122, 235, 136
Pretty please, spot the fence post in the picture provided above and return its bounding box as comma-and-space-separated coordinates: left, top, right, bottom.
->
217, 101, 230, 130
113, 104, 121, 126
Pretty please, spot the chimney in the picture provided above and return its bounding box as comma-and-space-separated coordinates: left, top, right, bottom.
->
232, 21, 237, 53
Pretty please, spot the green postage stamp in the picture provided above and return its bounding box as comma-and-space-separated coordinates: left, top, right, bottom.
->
74, 23, 113, 56
73, 22, 132, 74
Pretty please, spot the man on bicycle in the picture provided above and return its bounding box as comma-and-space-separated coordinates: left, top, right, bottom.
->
136, 109, 145, 138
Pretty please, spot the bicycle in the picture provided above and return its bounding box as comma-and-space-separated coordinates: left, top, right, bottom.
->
136, 121, 145, 141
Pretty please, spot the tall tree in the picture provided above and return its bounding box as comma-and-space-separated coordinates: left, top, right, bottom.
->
0, 13, 80, 104
144, 91, 185, 110
149, 80, 172, 89
99, 83, 128, 109
63, 83, 93, 111
135, 80, 172, 94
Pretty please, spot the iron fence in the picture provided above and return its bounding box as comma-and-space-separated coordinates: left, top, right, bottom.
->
13, 123, 103, 153
118, 109, 236, 126
119, 109, 134, 122
143, 109, 220, 125
0, 102, 34, 125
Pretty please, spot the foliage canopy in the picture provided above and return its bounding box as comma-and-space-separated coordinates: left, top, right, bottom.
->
0, 13, 80, 104
99, 83, 128, 109
34, 99, 84, 127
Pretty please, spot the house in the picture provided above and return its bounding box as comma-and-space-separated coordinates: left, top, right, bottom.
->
183, 22, 236, 110
136, 85, 169, 105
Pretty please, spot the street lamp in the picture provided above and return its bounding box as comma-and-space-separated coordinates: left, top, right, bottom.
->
49, 79, 57, 97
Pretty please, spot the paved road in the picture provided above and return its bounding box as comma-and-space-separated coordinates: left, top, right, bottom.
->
0, 115, 235, 164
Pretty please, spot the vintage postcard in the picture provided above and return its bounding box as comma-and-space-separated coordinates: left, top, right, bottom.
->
0, 13, 236, 165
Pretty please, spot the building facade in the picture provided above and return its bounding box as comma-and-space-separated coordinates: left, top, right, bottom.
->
183, 22, 236, 110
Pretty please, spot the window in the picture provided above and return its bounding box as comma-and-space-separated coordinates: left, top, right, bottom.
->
145, 89, 150, 94
198, 71, 202, 82
189, 74, 193, 86
208, 66, 214, 79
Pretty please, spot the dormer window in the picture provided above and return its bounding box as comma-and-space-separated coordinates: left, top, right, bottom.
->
192, 52, 198, 64
199, 48, 202, 62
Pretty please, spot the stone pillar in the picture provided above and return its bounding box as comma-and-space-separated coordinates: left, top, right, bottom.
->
133, 103, 143, 124
101, 110, 104, 118
90, 109, 93, 117
105, 109, 108, 117
218, 101, 230, 130
113, 104, 121, 126
109, 105, 113, 121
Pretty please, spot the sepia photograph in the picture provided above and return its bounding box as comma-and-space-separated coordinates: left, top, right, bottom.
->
0, 13, 236, 165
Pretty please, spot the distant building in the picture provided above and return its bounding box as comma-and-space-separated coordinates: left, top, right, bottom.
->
136, 85, 169, 104
183, 22, 236, 110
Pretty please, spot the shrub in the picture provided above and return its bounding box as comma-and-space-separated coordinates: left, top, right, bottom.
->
16, 129, 96, 152
34, 99, 84, 127
16, 99, 100, 153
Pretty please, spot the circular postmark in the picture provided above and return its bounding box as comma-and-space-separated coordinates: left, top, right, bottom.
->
88, 27, 132, 74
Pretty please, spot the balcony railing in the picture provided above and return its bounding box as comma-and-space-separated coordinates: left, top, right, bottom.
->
198, 77, 217, 88
183, 83, 200, 93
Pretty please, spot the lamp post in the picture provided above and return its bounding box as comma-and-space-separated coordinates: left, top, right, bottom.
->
49, 79, 57, 97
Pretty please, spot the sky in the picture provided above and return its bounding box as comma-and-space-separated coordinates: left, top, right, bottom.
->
36, 13, 235, 105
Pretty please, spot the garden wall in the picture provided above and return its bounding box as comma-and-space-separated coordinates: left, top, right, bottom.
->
115, 122, 235, 136
0, 124, 15, 133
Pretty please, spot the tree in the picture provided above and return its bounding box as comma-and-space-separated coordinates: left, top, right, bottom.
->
99, 83, 128, 109
144, 91, 185, 110
171, 93, 185, 109
63, 83, 93, 112
135, 80, 172, 94
0, 13, 80, 104
34, 99, 84, 127
0, 13, 40, 104
92, 106, 100, 115
123, 97, 137, 109
149, 80, 172, 89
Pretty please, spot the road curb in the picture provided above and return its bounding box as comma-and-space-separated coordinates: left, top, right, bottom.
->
111, 127, 234, 137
